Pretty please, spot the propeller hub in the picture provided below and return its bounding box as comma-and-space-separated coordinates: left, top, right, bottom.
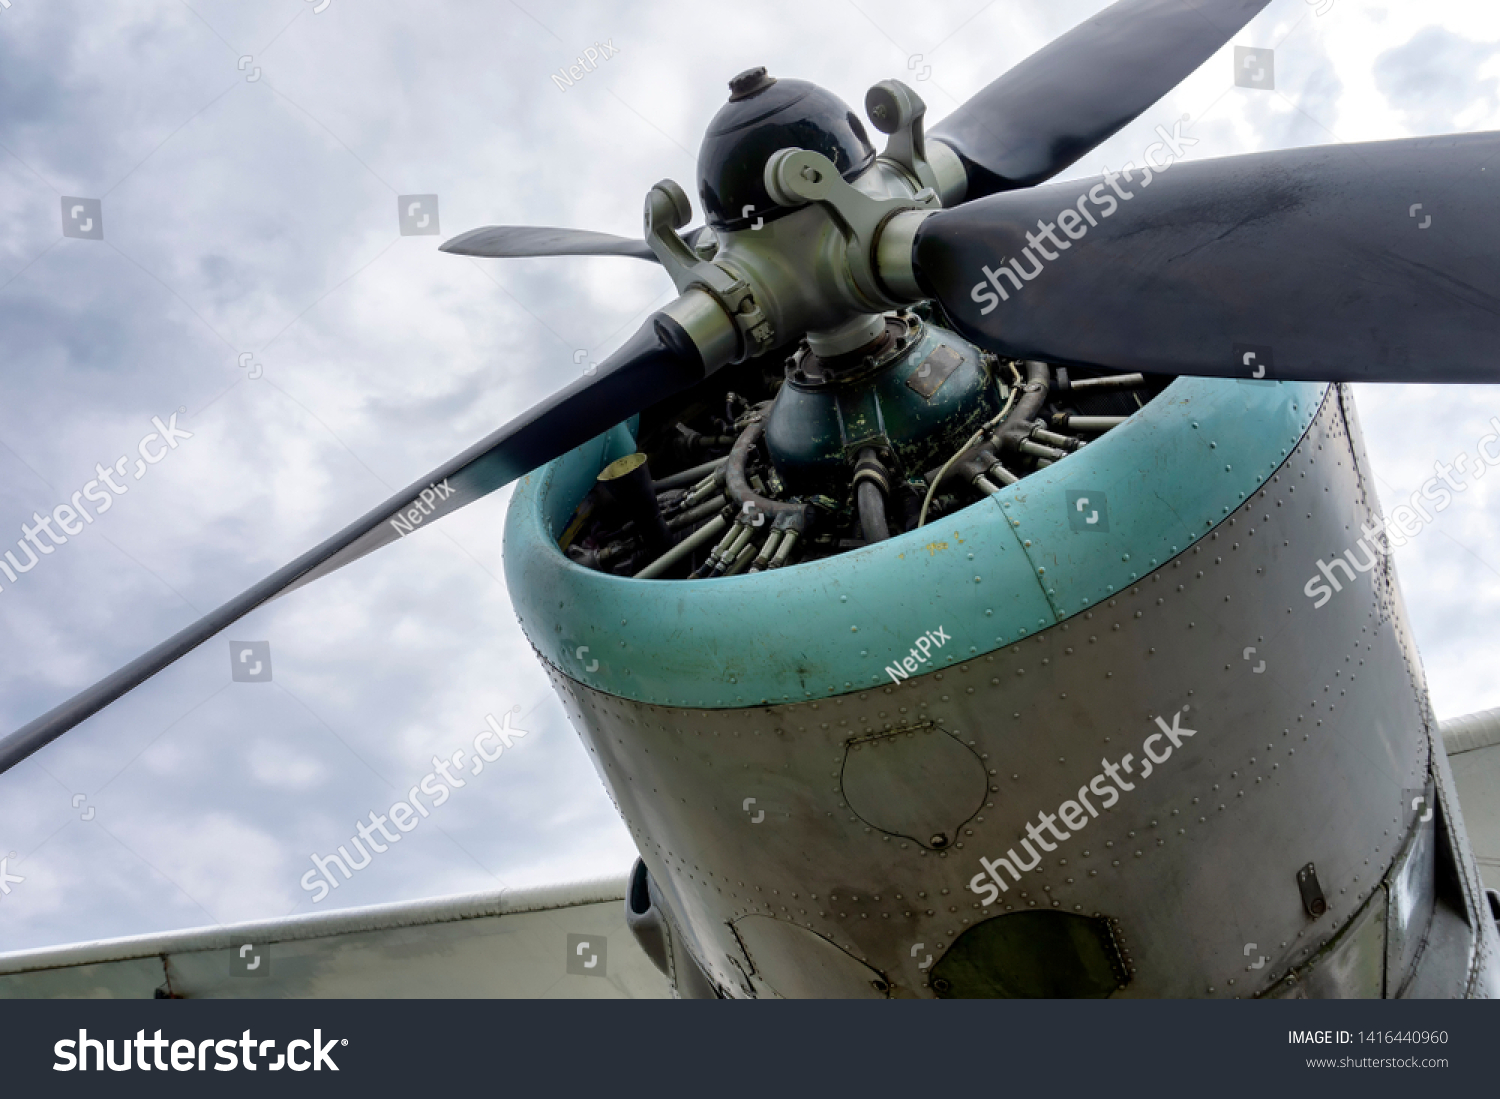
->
697, 73, 875, 234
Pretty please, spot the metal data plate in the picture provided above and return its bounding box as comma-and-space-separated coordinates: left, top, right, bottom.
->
905, 344, 964, 399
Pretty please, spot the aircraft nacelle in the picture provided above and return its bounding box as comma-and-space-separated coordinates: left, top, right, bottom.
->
507, 376, 1500, 998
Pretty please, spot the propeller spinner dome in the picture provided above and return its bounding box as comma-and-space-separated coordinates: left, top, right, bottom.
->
697, 67, 876, 233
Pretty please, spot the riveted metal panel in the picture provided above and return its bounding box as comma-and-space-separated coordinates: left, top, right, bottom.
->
0, 882, 672, 999
540, 388, 1499, 997
1430, 725, 1500, 996
840, 722, 987, 849
506, 378, 1323, 709
1449, 741, 1500, 895
1385, 799, 1437, 994
1297, 888, 1388, 999
732, 915, 890, 999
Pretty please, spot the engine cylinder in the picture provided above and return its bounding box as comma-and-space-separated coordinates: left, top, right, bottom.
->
763, 313, 999, 496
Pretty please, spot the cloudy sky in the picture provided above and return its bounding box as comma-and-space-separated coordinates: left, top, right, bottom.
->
0, 0, 1497, 956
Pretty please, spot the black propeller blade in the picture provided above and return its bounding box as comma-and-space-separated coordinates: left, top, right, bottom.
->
440, 225, 714, 263
913, 131, 1500, 383
0, 312, 707, 776
930, 0, 1270, 201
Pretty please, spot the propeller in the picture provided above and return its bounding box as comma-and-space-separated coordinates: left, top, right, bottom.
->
439, 225, 714, 263
930, 0, 1271, 200
909, 131, 1500, 383
8, 0, 1494, 777
0, 309, 715, 775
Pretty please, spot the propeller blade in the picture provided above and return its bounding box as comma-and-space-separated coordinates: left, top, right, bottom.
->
929, 0, 1270, 200
0, 311, 707, 775
912, 131, 1500, 383
439, 225, 715, 263
440, 225, 659, 260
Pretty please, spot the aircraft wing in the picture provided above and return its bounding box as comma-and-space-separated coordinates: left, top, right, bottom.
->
0, 876, 670, 999
1443, 709, 1500, 896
